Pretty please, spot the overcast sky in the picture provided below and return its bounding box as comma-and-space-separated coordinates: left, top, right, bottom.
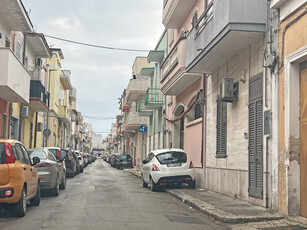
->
22, 0, 164, 137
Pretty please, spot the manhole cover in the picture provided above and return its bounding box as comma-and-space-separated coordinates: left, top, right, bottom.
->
261, 225, 307, 230
165, 215, 204, 225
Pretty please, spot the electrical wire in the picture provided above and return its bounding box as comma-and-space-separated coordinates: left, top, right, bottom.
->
44, 34, 151, 52
83, 115, 115, 120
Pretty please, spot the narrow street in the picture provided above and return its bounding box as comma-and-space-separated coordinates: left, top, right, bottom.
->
0, 159, 229, 230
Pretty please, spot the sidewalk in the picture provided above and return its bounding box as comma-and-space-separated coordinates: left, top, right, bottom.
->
127, 169, 287, 224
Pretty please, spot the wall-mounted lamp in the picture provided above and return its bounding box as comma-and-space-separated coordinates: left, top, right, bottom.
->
240, 69, 246, 83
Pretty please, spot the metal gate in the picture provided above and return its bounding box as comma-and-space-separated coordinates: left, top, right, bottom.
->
248, 73, 263, 198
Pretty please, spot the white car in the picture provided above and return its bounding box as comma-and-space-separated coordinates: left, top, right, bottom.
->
141, 149, 195, 191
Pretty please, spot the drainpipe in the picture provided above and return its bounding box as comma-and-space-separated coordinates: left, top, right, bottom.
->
34, 112, 38, 148
201, 74, 207, 168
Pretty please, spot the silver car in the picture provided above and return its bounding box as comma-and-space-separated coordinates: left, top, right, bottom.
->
28, 148, 66, 196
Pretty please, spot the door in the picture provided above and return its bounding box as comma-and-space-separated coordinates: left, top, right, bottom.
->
180, 117, 184, 150
248, 73, 263, 198
300, 68, 307, 217
29, 122, 33, 149
20, 144, 37, 198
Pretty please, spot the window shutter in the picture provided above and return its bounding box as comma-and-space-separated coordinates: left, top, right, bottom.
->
216, 97, 227, 158
248, 73, 263, 198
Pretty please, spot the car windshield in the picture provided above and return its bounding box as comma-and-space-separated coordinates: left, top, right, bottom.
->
156, 151, 187, 165
29, 150, 47, 160
0, 143, 5, 164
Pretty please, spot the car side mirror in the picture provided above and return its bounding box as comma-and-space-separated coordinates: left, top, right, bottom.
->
32, 157, 40, 165
142, 160, 148, 164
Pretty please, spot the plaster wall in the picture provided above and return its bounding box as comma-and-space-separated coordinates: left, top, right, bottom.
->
205, 37, 265, 202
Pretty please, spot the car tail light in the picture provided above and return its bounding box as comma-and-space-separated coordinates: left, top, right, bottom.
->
68, 153, 71, 160
189, 161, 194, 169
5, 143, 15, 163
57, 149, 61, 159
152, 164, 160, 171
59, 161, 64, 166
35, 163, 51, 168
4, 189, 13, 197
78, 156, 82, 160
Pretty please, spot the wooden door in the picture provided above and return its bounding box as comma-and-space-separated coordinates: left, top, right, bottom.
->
300, 68, 307, 217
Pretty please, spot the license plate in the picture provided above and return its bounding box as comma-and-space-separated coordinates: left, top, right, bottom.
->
123, 161, 127, 164
167, 163, 182, 167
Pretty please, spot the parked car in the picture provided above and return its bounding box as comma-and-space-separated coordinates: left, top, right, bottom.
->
110, 153, 120, 167
115, 154, 133, 169
74, 151, 84, 173
43, 147, 66, 172
61, 148, 77, 177
0, 139, 41, 217
71, 151, 80, 174
141, 149, 196, 192
28, 148, 66, 196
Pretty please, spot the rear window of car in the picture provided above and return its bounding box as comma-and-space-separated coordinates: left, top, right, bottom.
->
156, 151, 187, 165
60, 150, 68, 158
29, 150, 47, 160
119, 155, 129, 160
0, 143, 5, 164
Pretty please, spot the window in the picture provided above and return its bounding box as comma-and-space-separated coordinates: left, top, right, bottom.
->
191, 11, 198, 29
0, 143, 5, 164
15, 144, 26, 164
19, 144, 31, 165
5, 37, 10, 48
216, 97, 227, 158
156, 151, 187, 165
195, 102, 202, 120
16, 42, 22, 61
48, 152, 57, 161
2, 114, 7, 138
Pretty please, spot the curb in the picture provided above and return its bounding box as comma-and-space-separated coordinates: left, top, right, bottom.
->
128, 170, 284, 224
166, 189, 284, 224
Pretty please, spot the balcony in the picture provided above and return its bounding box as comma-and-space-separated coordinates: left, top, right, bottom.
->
29, 80, 49, 112
140, 67, 154, 77
138, 98, 153, 117
60, 70, 73, 90
0, 48, 31, 103
145, 88, 163, 110
69, 88, 77, 101
70, 100, 77, 112
186, 0, 266, 73
59, 104, 71, 125
163, 0, 197, 29
124, 112, 148, 131
0, 0, 32, 32
76, 112, 82, 122
125, 78, 149, 102
161, 36, 202, 95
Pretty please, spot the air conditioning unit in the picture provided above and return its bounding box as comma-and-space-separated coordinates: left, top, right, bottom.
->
21, 106, 29, 117
36, 122, 43, 131
220, 78, 238, 102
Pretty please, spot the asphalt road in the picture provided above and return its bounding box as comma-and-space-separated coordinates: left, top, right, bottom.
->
0, 159, 229, 230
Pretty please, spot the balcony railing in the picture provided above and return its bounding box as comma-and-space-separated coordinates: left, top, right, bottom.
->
145, 88, 163, 110
138, 98, 153, 117
69, 88, 77, 101
124, 112, 148, 131
29, 80, 50, 111
0, 48, 31, 103
186, 0, 266, 73
125, 78, 150, 102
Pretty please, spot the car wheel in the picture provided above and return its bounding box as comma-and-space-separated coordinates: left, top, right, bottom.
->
151, 178, 159, 192
51, 177, 60, 196
142, 175, 148, 188
188, 179, 196, 189
30, 183, 41, 206
14, 187, 27, 217
80, 167, 84, 173
59, 175, 66, 190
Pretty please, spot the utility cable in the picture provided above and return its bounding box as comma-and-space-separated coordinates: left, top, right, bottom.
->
44, 34, 151, 52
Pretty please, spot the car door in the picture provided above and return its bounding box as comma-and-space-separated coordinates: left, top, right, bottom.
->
14, 144, 34, 198
142, 153, 154, 183
20, 144, 37, 198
